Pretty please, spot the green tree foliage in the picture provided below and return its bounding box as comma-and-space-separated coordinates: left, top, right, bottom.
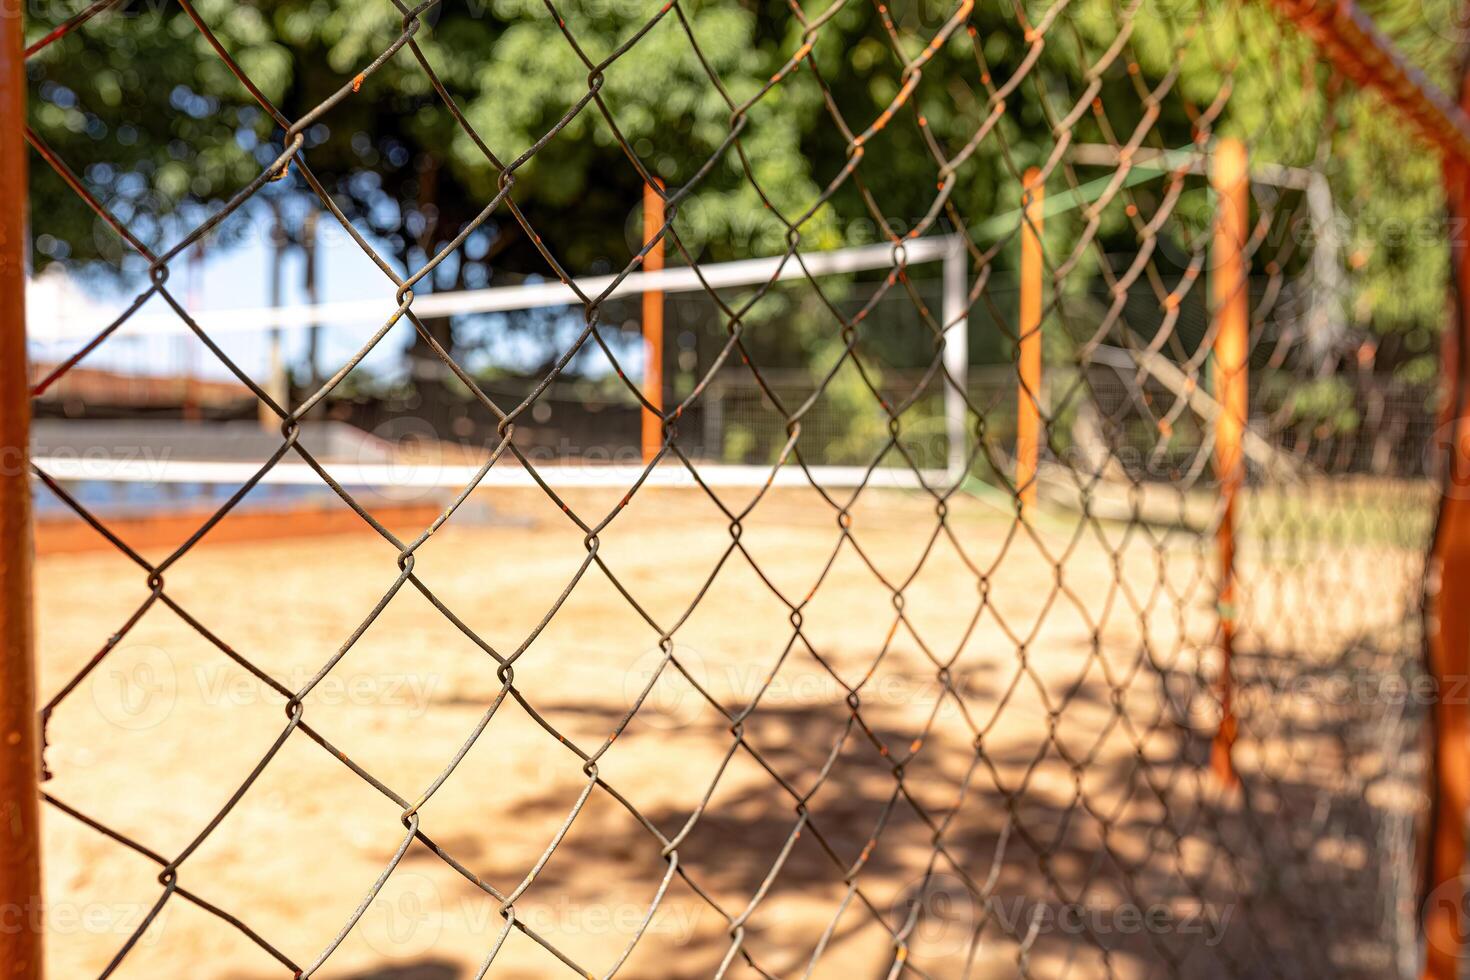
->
24, 0, 1456, 355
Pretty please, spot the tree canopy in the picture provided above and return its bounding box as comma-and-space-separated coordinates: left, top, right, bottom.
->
24, 0, 1457, 368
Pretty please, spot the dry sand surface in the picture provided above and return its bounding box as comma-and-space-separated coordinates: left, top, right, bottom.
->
32, 479, 1430, 979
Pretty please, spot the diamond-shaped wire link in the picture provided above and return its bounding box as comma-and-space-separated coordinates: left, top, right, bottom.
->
21, 0, 1441, 975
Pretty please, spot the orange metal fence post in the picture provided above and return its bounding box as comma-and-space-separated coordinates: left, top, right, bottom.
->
641, 180, 665, 465
1016, 168, 1044, 512
1209, 138, 1248, 788
1236, 0, 1470, 970
1, 4, 46, 977
1422, 139, 1470, 980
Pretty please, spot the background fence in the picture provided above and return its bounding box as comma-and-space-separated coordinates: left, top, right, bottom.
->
4, 0, 1470, 977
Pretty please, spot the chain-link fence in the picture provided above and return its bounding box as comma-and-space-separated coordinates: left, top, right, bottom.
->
7, 0, 1466, 975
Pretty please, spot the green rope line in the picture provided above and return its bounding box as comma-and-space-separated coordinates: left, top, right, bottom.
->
969, 148, 1201, 240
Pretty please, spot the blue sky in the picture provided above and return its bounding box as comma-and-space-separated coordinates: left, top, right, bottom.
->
28, 210, 409, 385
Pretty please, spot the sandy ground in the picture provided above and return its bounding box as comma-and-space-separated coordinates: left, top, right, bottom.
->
32, 478, 1432, 979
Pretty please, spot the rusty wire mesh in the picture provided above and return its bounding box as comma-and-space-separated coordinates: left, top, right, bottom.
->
20, 0, 1448, 976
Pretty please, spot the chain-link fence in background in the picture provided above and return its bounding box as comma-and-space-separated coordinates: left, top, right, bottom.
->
5, 0, 1468, 976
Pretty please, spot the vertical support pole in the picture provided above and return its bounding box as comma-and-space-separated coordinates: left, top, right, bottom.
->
1016, 168, 1045, 512
0, 5, 45, 977
1304, 171, 1345, 362
1422, 100, 1470, 980
641, 180, 665, 465
1209, 137, 1248, 788
302, 209, 321, 392
703, 376, 723, 463
942, 234, 969, 482
260, 205, 287, 431
1424, 264, 1470, 980
182, 244, 204, 422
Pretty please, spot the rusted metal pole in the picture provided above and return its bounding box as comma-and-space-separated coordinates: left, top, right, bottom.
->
0, 4, 45, 976
1421, 65, 1470, 980
1238, 0, 1470, 968
1424, 260, 1470, 980
641, 180, 665, 465
1261, 0, 1470, 166
1016, 167, 1044, 512
1208, 138, 1248, 789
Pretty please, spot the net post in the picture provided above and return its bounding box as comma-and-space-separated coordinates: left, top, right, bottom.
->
1016, 167, 1044, 512
641, 179, 665, 465
1209, 137, 1248, 789
0, 4, 45, 976
942, 234, 968, 482
259, 204, 287, 432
